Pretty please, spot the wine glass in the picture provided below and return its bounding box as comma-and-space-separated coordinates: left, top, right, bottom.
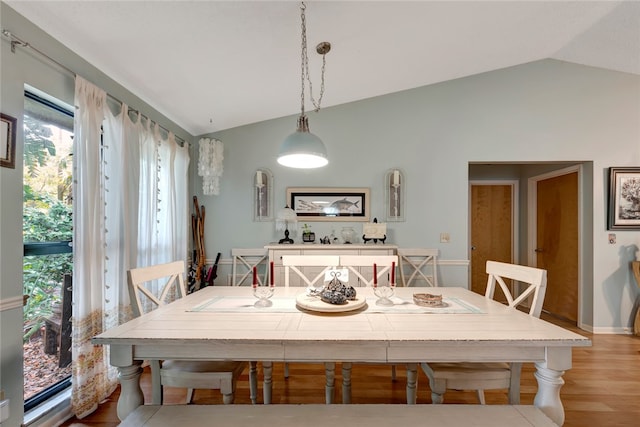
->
253, 286, 274, 307
373, 285, 395, 306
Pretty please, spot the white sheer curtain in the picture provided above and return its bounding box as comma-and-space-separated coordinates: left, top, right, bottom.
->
71, 76, 190, 418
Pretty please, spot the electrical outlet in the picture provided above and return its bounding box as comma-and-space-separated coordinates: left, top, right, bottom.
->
440, 232, 450, 243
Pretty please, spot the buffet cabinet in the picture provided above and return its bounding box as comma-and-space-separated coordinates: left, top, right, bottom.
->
265, 244, 398, 287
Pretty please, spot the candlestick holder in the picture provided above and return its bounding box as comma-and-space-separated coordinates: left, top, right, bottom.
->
373, 284, 395, 306
385, 168, 405, 222
253, 285, 274, 307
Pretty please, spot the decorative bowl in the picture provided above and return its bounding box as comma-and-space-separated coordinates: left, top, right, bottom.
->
413, 293, 443, 307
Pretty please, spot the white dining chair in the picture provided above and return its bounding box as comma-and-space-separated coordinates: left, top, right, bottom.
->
269, 255, 341, 403
421, 260, 547, 405
397, 248, 439, 287
128, 260, 254, 405
339, 255, 398, 288
337, 255, 399, 403
231, 248, 269, 286
282, 254, 340, 288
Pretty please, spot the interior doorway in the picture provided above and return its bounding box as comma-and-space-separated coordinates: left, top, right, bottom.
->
469, 181, 517, 299
529, 166, 580, 323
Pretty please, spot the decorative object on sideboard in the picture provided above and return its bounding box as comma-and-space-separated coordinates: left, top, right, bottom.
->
301, 223, 316, 243
1, 113, 17, 169
341, 227, 356, 244
385, 168, 405, 222
198, 137, 223, 195
277, 2, 330, 169
287, 187, 370, 222
607, 167, 640, 230
276, 205, 298, 244
254, 169, 273, 222
363, 218, 387, 244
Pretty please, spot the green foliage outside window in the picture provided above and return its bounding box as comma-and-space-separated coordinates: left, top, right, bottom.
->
22, 111, 74, 342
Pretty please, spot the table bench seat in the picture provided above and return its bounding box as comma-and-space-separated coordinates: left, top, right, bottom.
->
119, 404, 557, 427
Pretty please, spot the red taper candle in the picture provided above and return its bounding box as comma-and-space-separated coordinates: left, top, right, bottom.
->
270, 261, 274, 287
391, 262, 396, 287
252, 266, 257, 288
373, 263, 377, 287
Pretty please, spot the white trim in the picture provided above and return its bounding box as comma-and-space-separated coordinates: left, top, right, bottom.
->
23, 388, 72, 427
0, 295, 24, 312
591, 326, 633, 335
436, 259, 470, 267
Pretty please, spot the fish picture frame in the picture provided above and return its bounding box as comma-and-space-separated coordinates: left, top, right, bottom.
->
287, 187, 370, 222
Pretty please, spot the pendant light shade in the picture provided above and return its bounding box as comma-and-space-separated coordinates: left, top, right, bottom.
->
277, 115, 328, 169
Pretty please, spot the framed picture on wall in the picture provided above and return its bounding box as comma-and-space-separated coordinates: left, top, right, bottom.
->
287, 187, 370, 222
1, 113, 17, 169
608, 167, 640, 230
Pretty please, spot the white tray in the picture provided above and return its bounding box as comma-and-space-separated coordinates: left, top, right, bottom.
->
295, 293, 367, 313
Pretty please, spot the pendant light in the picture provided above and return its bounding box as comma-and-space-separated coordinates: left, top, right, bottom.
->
277, 2, 330, 169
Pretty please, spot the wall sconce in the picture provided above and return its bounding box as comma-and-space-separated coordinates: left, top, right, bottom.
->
385, 168, 405, 222
254, 169, 273, 222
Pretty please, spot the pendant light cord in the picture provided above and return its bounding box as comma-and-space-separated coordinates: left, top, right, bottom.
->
300, 2, 328, 115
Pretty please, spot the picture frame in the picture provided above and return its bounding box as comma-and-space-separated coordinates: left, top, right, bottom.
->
287, 187, 370, 222
608, 167, 640, 230
1, 113, 17, 169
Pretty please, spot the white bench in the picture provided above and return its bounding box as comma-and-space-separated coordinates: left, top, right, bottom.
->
119, 404, 558, 426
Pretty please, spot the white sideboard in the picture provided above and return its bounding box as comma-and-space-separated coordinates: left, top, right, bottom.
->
265, 244, 397, 287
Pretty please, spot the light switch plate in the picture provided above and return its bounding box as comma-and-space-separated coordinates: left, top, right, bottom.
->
440, 233, 450, 243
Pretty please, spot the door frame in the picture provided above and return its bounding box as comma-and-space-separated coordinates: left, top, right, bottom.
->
527, 164, 583, 326
468, 180, 519, 290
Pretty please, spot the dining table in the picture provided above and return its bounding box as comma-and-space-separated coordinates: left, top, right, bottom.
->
92, 285, 591, 425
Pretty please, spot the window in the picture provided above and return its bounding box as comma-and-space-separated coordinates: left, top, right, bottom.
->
23, 88, 74, 411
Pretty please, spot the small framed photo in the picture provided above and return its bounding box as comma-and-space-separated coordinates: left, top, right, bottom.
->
287, 187, 370, 222
1, 113, 17, 169
608, 167, 640, 230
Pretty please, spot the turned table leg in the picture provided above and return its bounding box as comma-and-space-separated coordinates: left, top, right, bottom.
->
262, 361, 273, 404
324, 362, 335, 404
534, 363, 566, 426
116, 363, 144, 421
406, 363, 418, 404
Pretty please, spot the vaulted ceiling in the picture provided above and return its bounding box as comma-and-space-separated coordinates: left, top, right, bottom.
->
6, 1, 640, 136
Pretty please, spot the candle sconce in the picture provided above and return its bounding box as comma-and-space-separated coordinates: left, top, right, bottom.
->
385, 168, 405, 222
254, 168, 273, 222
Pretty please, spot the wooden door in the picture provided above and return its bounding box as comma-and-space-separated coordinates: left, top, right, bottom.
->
470, 184, 514, 301
535, 171, 579, 322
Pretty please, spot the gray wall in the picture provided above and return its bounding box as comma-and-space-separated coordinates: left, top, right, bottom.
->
199, 59, 640, 335
2, 2, 640, 426
0, 4, 191, 425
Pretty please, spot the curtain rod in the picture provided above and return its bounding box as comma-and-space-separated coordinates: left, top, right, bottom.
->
1, 29, 188, 147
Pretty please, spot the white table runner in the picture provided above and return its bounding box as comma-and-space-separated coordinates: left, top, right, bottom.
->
188, 294, 483, 314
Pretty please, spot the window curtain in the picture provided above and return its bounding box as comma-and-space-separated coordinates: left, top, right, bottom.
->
71, 76, 190, 418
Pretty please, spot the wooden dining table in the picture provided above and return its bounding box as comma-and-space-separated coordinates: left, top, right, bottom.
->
92, 285, 590, 425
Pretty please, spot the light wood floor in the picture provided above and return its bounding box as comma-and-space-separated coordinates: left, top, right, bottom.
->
60, 315, 640, 427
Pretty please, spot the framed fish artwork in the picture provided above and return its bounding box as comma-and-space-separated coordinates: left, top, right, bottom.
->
287, 187, 370, 222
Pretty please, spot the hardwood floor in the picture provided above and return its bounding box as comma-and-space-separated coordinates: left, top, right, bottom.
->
60, 315, 640, 427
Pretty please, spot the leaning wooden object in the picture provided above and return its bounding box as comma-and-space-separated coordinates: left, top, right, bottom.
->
632, 261, 640, 336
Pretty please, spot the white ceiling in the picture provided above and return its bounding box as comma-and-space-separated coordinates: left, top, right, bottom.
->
6, 1, 640, 136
